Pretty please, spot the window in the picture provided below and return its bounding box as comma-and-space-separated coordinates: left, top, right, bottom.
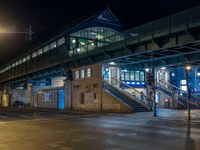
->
80, 93, 85, 104
32, 51, 37, 58
75, 71, 79, 79
125, 72, 129, 80
38, 48, 43, 55
87, 68, 91, 77
50, 41, 57, 50
15, 61, 19, 66
130, 71, 135, 81
26, 55, 30, 61
121, 71, 125, 80
81, 69, 85, 78
135, 71, 140, 81
19, 59, 22, 64
57, 37, 65, 46
22, 57, 26, 63
12, 63, 15, 68
140, 71, 145, 81
94, 93, 97, 99
43, 45, 49, 52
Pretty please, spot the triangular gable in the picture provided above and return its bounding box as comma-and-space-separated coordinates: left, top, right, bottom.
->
96, 8, 121, 24
69, 7, 122, 33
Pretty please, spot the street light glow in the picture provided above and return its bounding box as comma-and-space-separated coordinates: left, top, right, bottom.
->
186, 65, 191, 70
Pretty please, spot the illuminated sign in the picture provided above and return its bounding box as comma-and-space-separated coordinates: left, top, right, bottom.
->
125, 81, 146, 87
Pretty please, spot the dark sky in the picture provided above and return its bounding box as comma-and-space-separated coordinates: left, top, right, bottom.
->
0, 0, 199, 66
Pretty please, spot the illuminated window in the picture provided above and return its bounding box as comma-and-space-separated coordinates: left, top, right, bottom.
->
75, 71, 79, 79
57, 37, 65, 46
140, 71, 145, 81
130, 71, 135, 81
121, 71, 125, 80
26, 55, 30, 61
22, 57, 26, 63
43, 45, 49, 52
19, 59, 22, 64
125, 72, 129, 80
50, 41, 57, 49
38, 49, 43, 55
32, 51, 37, 58
135, 71, 140, 81
81, 69, 85, 78
87, 68, 91, 77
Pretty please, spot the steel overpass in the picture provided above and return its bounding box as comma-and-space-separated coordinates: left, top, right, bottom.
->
1, 5, 200, 84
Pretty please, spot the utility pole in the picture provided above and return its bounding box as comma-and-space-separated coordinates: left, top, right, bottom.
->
152, 55, 157, 117
185, 65, 191, 120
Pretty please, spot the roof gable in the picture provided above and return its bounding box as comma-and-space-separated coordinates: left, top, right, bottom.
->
96, 8, 120, 24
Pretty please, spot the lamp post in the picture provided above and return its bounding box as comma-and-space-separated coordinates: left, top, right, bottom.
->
151, 56, 157, 117
185, 65, 191, 120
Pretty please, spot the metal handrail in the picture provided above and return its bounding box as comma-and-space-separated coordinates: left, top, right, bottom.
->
111, 76, 149, 99
103, 80, 150, 110
157, 80, 200, 107
159, 80, 200, 100
110, 77, 150, 107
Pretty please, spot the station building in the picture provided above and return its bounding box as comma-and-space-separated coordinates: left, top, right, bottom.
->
0, 7, 200, 112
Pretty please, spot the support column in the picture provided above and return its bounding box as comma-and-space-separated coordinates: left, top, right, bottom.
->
27, 83, 34, 108
65, 80, 73, 111
185, 68, 191, 120
152, 56, 157, 117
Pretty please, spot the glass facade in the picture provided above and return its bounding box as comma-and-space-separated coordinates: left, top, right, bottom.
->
121, 70, 145, 82
69, 27, 124, 56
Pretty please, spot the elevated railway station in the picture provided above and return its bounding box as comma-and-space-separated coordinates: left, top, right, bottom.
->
1, 6, 200, 113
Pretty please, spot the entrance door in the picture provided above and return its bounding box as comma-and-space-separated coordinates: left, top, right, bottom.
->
58, 89, 65, 110
111, 69, 118, 85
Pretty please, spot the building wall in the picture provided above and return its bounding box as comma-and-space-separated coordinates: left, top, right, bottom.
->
11, 89, 28, 105
66, 63, 131, 113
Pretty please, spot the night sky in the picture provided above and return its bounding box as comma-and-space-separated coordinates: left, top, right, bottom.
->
0, 0, 199, 66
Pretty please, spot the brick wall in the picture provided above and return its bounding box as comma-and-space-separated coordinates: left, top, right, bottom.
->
66, 63, 131, 113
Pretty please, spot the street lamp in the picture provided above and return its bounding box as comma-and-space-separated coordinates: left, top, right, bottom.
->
185, 65, 191, 120
186, 65, 191, 71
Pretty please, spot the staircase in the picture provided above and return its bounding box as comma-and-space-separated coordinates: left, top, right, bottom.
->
103, 77, 150, 112
156, 80, 200, 109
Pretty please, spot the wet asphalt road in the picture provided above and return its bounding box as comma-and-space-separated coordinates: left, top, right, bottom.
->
0, 109, 200, 150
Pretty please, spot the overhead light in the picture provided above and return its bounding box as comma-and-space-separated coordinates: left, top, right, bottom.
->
197, 72, 200, 77
77, 48, 80, 52
161, 67, 166, 70
72, 39, 76, 44
109, 62, 115, 65
171, 72, 175, 77
145, 68, 150, 72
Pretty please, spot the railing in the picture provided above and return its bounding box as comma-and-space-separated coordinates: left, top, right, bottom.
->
104, 77, 150, 110
157, 80, 200, 108
2, 5, 200, 82
68, 5, 200, 58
